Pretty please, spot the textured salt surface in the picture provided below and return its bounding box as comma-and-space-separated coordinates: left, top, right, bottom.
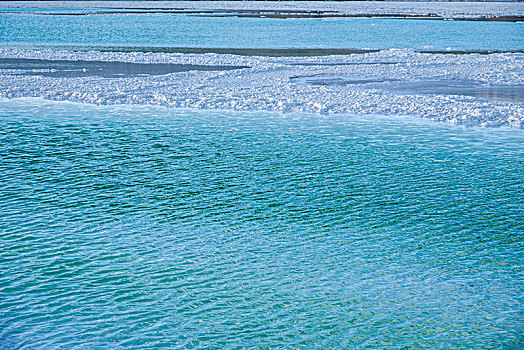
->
0, 49, 522, 128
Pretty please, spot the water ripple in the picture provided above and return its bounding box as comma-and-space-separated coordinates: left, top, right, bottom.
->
0, 99, 523, 349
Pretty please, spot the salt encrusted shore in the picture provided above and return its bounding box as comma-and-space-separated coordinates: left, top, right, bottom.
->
2, 1, 523, 20
1, 49, 522, 127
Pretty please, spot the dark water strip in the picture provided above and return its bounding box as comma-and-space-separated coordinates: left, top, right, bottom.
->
0, 57, 249, 78
286, 62, 402, 66
201, 13, 524, 23
292, 76, 524, 103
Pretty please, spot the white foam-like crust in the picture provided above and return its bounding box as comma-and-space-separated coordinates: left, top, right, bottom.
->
0, 48, 522, 127
1, 1, 523, 18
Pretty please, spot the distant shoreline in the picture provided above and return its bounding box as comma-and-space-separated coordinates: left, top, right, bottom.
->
2, 1, 523, 22
2, 8, 522, 22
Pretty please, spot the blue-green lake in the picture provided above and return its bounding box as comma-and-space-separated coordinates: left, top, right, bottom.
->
0, 98, 522, 348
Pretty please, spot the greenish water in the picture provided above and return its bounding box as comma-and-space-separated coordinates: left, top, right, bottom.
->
0, 99, 523, 349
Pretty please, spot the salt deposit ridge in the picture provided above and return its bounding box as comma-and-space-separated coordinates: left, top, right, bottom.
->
1, 49, 522, 127
3, 1, 523, 19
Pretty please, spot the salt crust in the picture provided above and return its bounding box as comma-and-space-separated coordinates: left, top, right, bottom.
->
0, 48, 522, 127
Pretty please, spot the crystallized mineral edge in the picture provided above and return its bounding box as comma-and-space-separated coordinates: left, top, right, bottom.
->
2, 1, 524, 19
0, 48, 522, 128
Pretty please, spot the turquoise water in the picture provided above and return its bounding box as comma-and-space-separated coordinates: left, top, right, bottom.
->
1, 11, 523, 52
0, 99, 523, 348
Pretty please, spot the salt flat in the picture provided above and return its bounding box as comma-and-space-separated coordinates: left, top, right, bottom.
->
1, 48, 522, 127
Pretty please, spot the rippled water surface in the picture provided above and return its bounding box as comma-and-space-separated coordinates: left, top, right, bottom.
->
0, 99, 523, 349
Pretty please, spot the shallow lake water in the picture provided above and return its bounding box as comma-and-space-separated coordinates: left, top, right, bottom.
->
1, 10, 523, 52
1, 98, 522, 348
